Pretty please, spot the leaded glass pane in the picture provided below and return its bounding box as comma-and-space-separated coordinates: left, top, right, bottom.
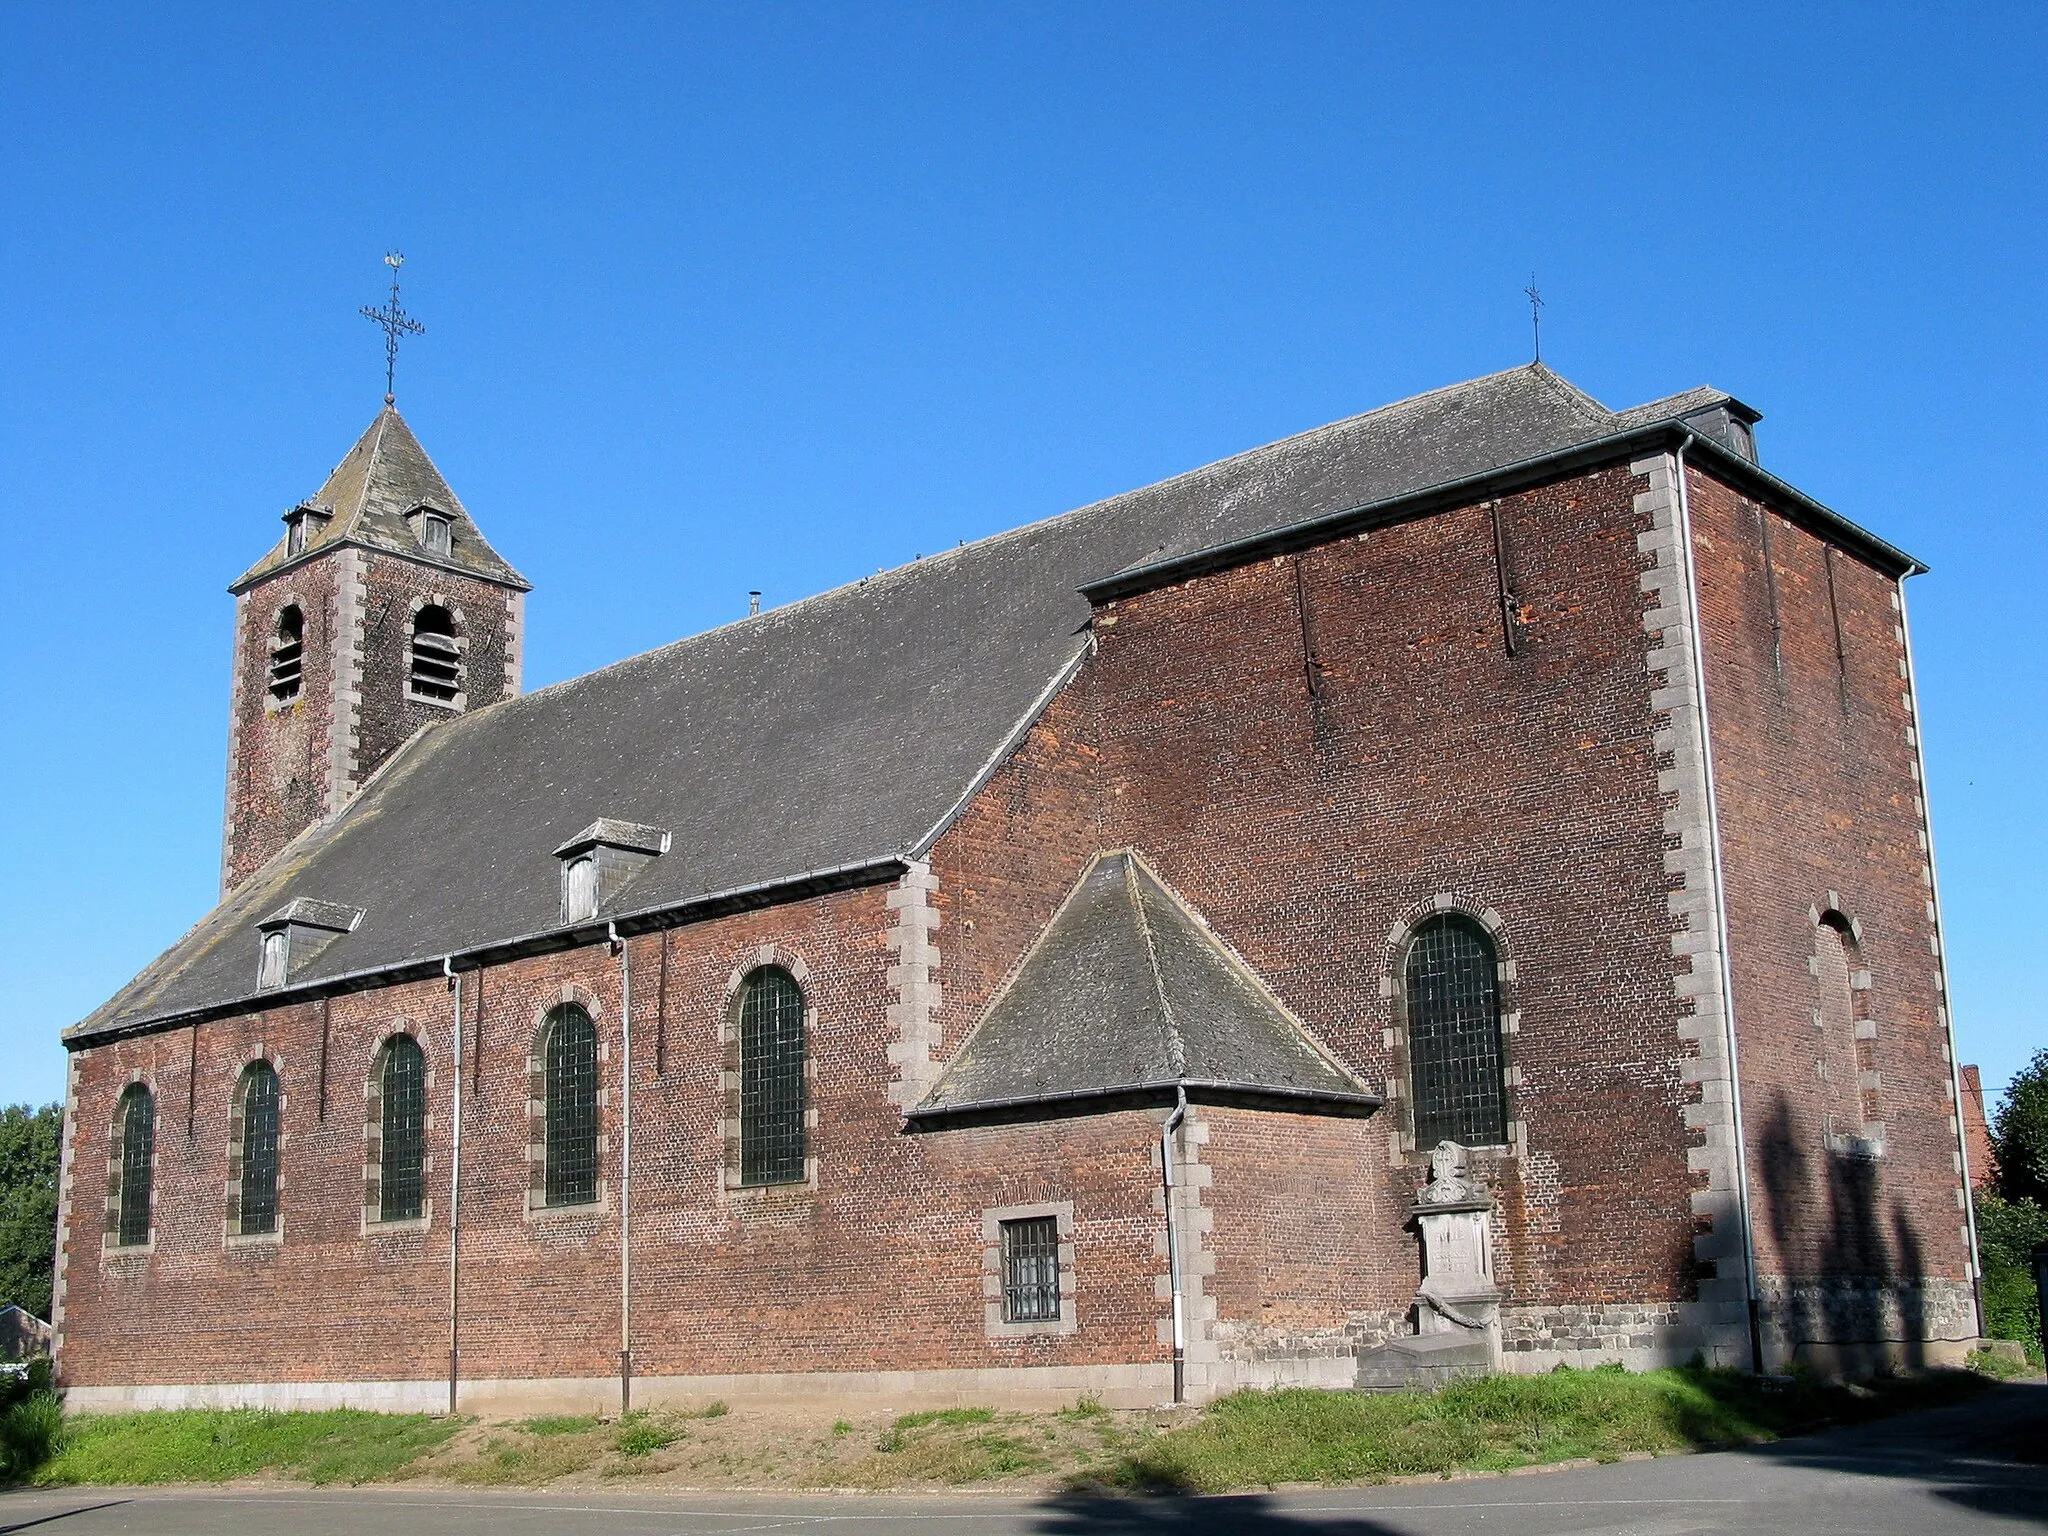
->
117, 1088, 153, 1247
545, 1007, 598, 1206
380, 1035, 426, 1221
738, 968, 805, 1185
1001, 1216, 1061, 1322
239, 1062, 281, 1235
1405, 916, 1508, 1148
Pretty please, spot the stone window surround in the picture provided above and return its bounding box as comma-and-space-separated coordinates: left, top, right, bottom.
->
224, 1052, 286, 1247
719, 946, 820, 1198
362, 1024, 436, 1234
405, 593, 468, 713
982, 1201, 1078, 1338
1379, 892, 1524, 1165
525, 985, 610, 1220
1810, 895, 1884, 1160
102, 1075, 157, 1257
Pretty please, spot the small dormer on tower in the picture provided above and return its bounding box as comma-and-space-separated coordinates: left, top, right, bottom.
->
219, 404, 531, 895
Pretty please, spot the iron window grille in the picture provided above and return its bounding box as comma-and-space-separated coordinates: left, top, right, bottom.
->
379, 1035, 427, 1222
115, 1087, 154, 1247
738, 968, 806, 1185
239, 1062, 281, 1235
268, 605, 304, 701
544, 1006, 599, 1206
409, 606, 462, 702
1000, 1216, 1061, 1323
1405, 915, 1509, 1148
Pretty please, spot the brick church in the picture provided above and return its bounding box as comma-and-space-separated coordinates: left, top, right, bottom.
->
53, 363, 1986, 1413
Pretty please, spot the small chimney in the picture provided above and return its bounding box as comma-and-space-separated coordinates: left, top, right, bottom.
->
748, 591, 761, 616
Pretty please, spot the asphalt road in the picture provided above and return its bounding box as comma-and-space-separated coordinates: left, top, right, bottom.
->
4, 1382, 2043, 1536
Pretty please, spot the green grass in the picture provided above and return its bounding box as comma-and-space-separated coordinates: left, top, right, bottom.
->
614, 1417, 677, 1456
30, 1408, 461, 1487
520, 1414, 600, 1436
1092, 1365, 1991, 1493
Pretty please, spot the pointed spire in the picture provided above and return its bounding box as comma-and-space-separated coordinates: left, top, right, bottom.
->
231, 405, 529, 593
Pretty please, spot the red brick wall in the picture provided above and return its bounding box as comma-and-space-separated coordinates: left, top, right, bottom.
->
927, 677, 1104, 1059
352, 553, 519, 785
1685, 463, 1972, 1301
1088, 470, 1701, 1316
223, 563, 342, 890
60, 878, 1172, 1394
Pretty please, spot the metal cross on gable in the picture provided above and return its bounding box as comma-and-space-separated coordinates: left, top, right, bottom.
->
361, 251, 425, 404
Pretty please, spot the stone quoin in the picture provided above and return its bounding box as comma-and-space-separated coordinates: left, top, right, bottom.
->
54, 364, 1983, 1413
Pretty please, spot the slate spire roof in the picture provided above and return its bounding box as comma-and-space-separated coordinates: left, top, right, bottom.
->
231, 404, 529, 593
909, 853, 1380, 1123
75, 363, 1914, 1042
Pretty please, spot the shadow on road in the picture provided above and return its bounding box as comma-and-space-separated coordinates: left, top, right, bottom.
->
0, 1500, 132, 1536
1736, 1379, 2048, 1523
1030, 1493, 1398, 1535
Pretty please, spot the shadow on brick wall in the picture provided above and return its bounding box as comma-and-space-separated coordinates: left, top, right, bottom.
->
1756, 1088, 1931, 1365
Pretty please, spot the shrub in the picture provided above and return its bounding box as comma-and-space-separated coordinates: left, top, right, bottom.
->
1976, 1190, 2048, 1364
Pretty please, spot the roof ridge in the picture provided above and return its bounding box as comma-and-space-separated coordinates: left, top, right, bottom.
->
1122, 851, 1186, 1079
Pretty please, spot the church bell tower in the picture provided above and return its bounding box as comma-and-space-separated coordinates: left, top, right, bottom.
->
220, 398, 529, 894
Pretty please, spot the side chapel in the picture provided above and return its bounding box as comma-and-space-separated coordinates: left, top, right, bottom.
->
54, 362, 1986, 1412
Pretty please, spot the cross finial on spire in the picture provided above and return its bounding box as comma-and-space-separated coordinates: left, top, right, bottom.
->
361, 251, 425, 404
1524, 275, 1544, 363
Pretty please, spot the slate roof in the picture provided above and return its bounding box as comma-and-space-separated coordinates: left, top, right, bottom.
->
232, 405, 529, 593
908, 853, 1379, 1123
74, 364, 1904, 1042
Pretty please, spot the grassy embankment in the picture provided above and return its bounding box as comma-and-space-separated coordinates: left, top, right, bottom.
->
3, 1362, 2007, 1492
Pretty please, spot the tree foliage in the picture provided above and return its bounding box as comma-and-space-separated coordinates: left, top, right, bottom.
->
0, 1104, 63, 1323
1993, 1048, 2048, 1208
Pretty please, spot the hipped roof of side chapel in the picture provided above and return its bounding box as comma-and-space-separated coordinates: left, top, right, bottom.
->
232, 404, 529, 593
77, 363, 1919, 1042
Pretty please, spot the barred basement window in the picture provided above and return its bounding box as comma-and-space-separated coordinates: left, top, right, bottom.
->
238, 1061, 282, 1236
378, 1034, 426, 1222
543, 1005, 598, 1206
738, 967, 805, 1185
1000, 1216, 1061, 1323
269, 605, 304, 701
113, 1086, 154, 1247
409, 605, 462, 703
1405, 914, 1508, 1148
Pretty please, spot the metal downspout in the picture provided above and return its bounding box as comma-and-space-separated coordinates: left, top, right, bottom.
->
1898, 586, 1986, 1335
611, 922, 634, 1413
1161, 1085, 1188, 1405
443, 957, 464, 1415
1672, 440, 1766, 1372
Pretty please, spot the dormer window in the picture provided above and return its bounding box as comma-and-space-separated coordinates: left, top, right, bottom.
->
409, 605, 462, 704
281, 503, 330, 559
268, 605, 304, 702
254, 898, 364, 991
554, 819, 669, 925
257, 930, 289, 990
407, 505, 453, 557
564, 856, 599, 922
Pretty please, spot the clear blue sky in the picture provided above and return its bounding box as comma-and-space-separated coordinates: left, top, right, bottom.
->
3, 5, 2041, 1115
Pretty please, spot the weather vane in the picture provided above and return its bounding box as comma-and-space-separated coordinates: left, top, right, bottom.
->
1524, 275, 1543, 363
361, 251, 425, 404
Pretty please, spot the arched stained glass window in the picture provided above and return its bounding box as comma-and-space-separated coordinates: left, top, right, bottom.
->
114, 1086, 154, 1247
379, 1035, 426, 1222
1404, 915, 1508, 1148
238, 1061, 281, 1236
738, 967, 806, 1185
544, 1005, 598, 1206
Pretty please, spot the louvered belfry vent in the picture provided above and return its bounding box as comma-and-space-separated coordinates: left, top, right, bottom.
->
268, 605, 304, 701
409, 604, 462, 702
